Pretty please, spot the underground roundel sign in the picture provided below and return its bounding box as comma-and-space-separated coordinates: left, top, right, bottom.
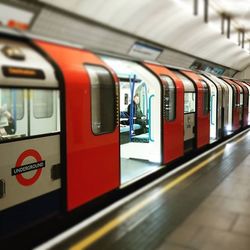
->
12, 149, 46, 186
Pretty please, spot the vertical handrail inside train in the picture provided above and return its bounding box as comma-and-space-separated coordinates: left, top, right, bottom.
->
129, 74, 136, 141
140, 82, 148, 120
211, 94, 215, 125
148, 94, 155, 142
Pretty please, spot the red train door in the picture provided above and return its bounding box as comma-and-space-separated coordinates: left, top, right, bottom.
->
35, 41, 120, 211
180, 71, 210, 149
233, 80, 249, 128
222, 78, 241, 131
143, 63, 184, 164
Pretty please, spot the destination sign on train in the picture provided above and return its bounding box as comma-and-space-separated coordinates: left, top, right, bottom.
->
2, 66, 45, 79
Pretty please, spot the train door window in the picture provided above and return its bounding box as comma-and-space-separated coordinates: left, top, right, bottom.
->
201, 81, 210, 114
240, 92, 243, 106
160, 75, 176, 121
184, 93, 196, 113
232, 85, 237, 107
33, 90, 53, 118
85, 65, 116, 135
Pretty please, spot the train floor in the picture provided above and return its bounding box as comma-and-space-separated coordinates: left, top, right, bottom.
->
120, 158, 162, 184
36, 129, 250, 250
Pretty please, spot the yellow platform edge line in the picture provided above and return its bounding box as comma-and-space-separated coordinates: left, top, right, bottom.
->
70, 133, 248, 250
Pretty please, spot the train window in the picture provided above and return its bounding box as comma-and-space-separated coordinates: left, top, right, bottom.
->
0, 89, 24, 120
184, 92, 196, 113
201, 81, 210, 114
33, 90, 53, 118
0, 87, 60, 142
86, 65, 116, 135
160, 75, 176, 121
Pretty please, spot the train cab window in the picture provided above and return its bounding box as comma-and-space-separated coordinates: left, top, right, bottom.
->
160, 75, 176, 121
201, 80, 210, 114
0, 89, 24, 120
85, 65, 116, 135
33, 90, 53, 118
0, 87, 60, 141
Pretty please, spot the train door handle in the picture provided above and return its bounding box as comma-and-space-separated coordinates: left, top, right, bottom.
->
0, 179, 6, 199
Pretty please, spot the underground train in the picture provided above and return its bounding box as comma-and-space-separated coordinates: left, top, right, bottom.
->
0, 30, 250, 241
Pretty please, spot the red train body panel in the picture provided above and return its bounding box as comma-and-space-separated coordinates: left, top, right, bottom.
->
35, 40, 120, 211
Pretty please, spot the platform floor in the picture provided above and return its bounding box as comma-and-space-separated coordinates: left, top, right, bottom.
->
36, 130, 250, 250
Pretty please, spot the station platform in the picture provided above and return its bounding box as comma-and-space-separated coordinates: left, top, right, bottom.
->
36, 129, 250, 250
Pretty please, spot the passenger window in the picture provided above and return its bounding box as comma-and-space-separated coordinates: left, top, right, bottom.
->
160, 75, 176, 121
184, 93, 196, 113
0, 87, 60, 142
201, 81, 210, 114
0, 89, 24, 120
86, 65, 116, 135
33, 90, 53, 118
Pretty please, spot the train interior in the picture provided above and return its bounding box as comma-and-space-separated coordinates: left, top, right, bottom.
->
101, 56, 163, 184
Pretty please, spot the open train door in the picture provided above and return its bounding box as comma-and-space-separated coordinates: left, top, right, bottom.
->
102, 56, 162, 184
144, 62, 184, 164
221, 78, 241, 131
180, 70, 210, 149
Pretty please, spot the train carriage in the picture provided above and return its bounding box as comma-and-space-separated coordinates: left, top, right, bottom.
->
0, 31, 249, 242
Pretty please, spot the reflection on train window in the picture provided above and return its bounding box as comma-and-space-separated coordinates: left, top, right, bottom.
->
184, 92, 196, 113
33, 90, 53, 118
160, 75, 176, 121
86, 65, 116, 135
0, 88, 60, 141
201, 80, 210, 114
0, 89, 24, 120
232, 85, 237, 107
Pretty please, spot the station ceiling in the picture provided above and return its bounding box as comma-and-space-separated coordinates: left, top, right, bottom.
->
6, 0, 250, 71
36, 0, 250, 71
